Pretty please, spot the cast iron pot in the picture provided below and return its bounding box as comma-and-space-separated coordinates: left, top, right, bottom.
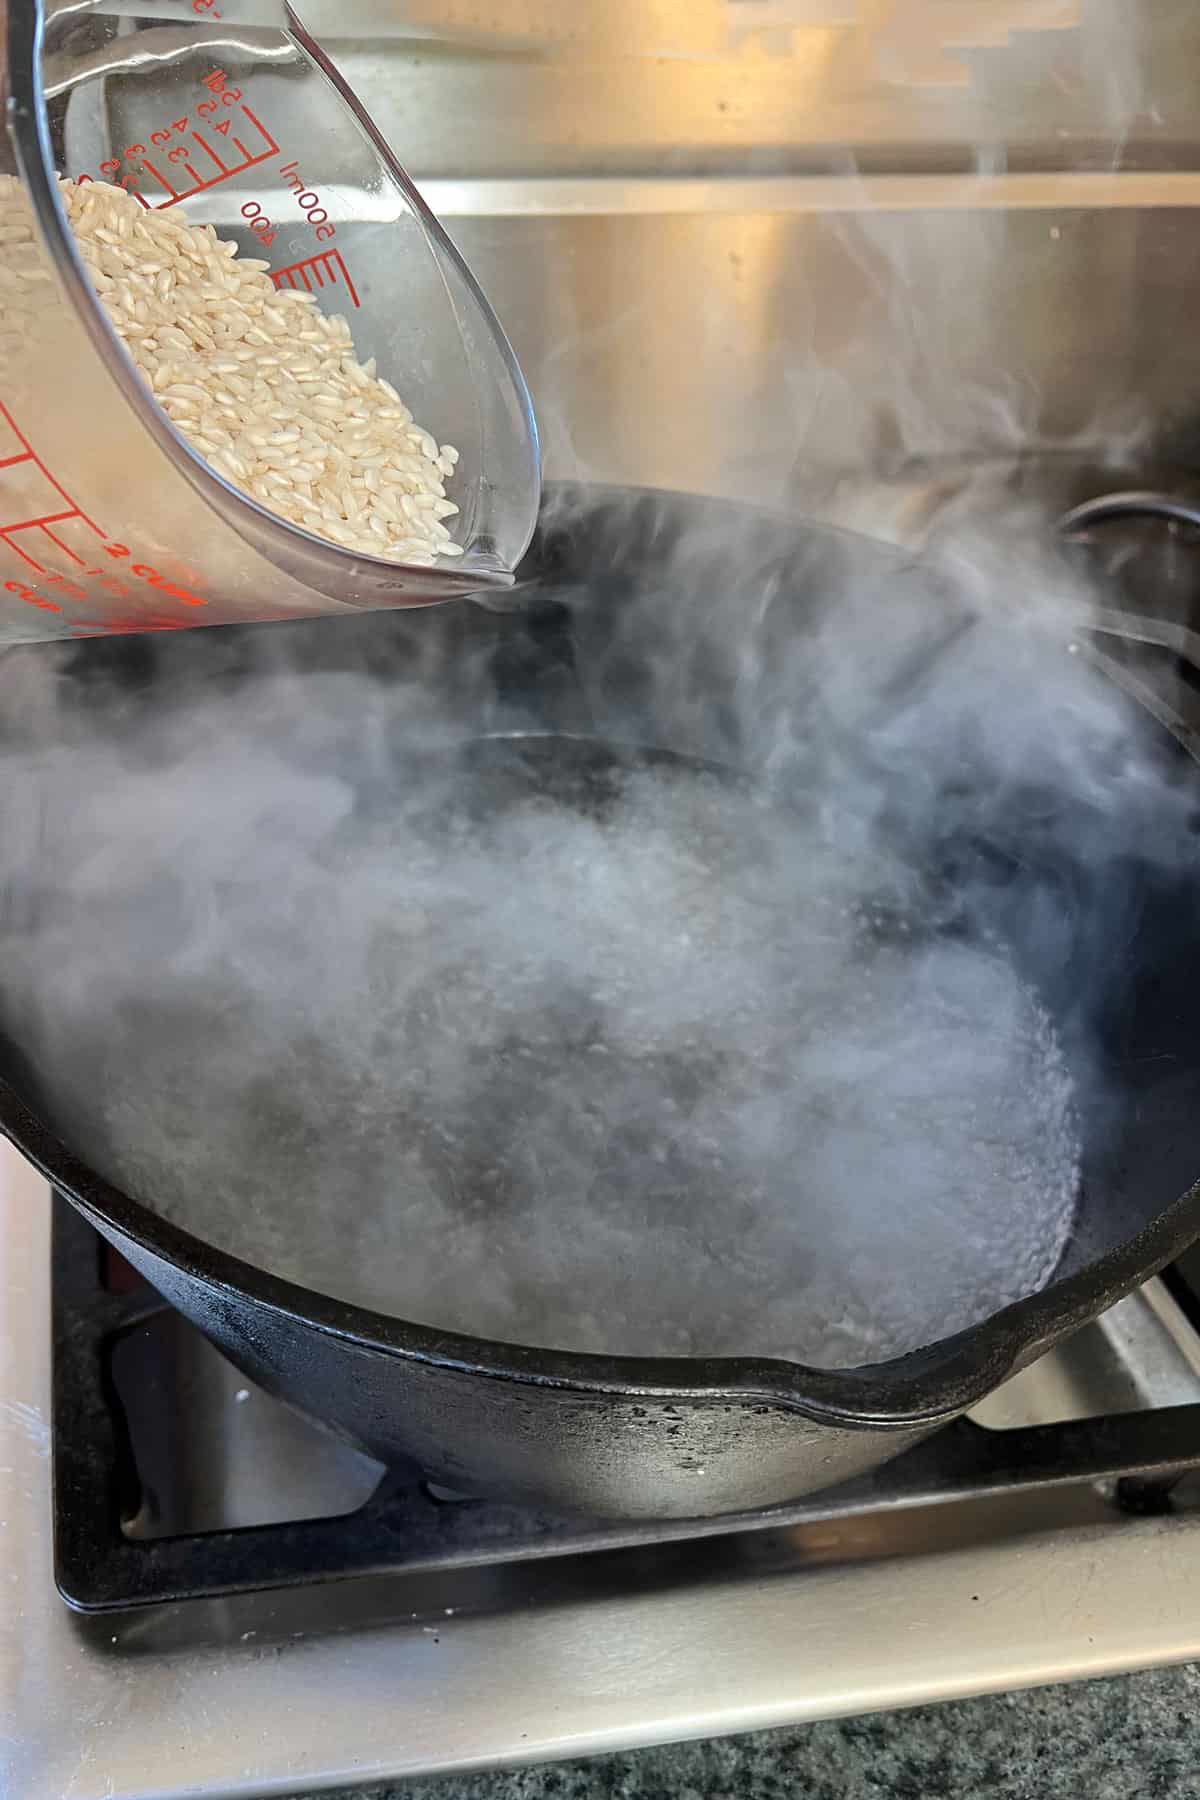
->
4, 483, 1200, 1519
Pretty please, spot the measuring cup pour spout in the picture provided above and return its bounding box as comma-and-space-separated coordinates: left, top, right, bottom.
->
0, 0, 541, 643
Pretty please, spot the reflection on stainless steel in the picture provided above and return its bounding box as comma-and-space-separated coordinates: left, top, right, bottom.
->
330, 3, 1199, 177
419, 173, 1200, 214
420, 195, 1200, 520
111, 1308, 386, 1538
970, 1284, 1200, 1431
43, 29, 295, 103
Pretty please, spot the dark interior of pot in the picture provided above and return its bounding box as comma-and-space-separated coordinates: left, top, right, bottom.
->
0, 485, 1199, 1371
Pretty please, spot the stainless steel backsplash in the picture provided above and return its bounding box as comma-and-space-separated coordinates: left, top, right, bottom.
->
325, 3, 1200, 518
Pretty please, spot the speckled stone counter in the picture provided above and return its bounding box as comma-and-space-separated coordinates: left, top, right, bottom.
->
327, 1665, 1200, 1800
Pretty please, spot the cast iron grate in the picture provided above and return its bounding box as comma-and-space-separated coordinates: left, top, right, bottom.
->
51, 1195, 1200, 1613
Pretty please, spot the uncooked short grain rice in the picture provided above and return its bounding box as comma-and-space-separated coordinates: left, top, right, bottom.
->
59, 178, 461, 566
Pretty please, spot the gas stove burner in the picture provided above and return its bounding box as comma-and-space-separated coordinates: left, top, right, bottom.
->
51, 1195, 1200, 1612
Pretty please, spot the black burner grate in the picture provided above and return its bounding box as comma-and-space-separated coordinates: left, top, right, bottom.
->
50, 1195, 1200, 1613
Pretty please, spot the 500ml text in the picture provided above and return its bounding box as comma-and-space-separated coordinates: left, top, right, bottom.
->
278, 163, 336, 242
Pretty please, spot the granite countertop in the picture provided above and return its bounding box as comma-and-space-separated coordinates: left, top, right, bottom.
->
325, 1665, 1200, 1800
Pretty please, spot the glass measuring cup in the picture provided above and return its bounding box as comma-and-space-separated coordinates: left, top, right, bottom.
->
0, 0, 541, 642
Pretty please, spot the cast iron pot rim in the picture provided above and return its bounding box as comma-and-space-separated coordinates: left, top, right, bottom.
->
12, 486, 1200, 1429
11, 1070, 1200, 1427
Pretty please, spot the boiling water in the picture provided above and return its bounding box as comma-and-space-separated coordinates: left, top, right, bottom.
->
10, 733, 1079, 1366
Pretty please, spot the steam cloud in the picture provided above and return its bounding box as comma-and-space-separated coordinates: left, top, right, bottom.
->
0, 481, 1193, 1368
0, 3, 1190, 1367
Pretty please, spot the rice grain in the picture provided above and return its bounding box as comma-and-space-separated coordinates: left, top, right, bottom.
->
58, 178, 461, 565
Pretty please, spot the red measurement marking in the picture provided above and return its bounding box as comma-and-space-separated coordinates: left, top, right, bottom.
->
192, 133, 227, 175
69, 614, 189, 636
0, 402, 104, 574
5, 580, 61, 614
119, 106, 278, 211
41, 524, 86, 563
138, 158, 179, 202
271, 248, 361, 310
0, 403, 212, 626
